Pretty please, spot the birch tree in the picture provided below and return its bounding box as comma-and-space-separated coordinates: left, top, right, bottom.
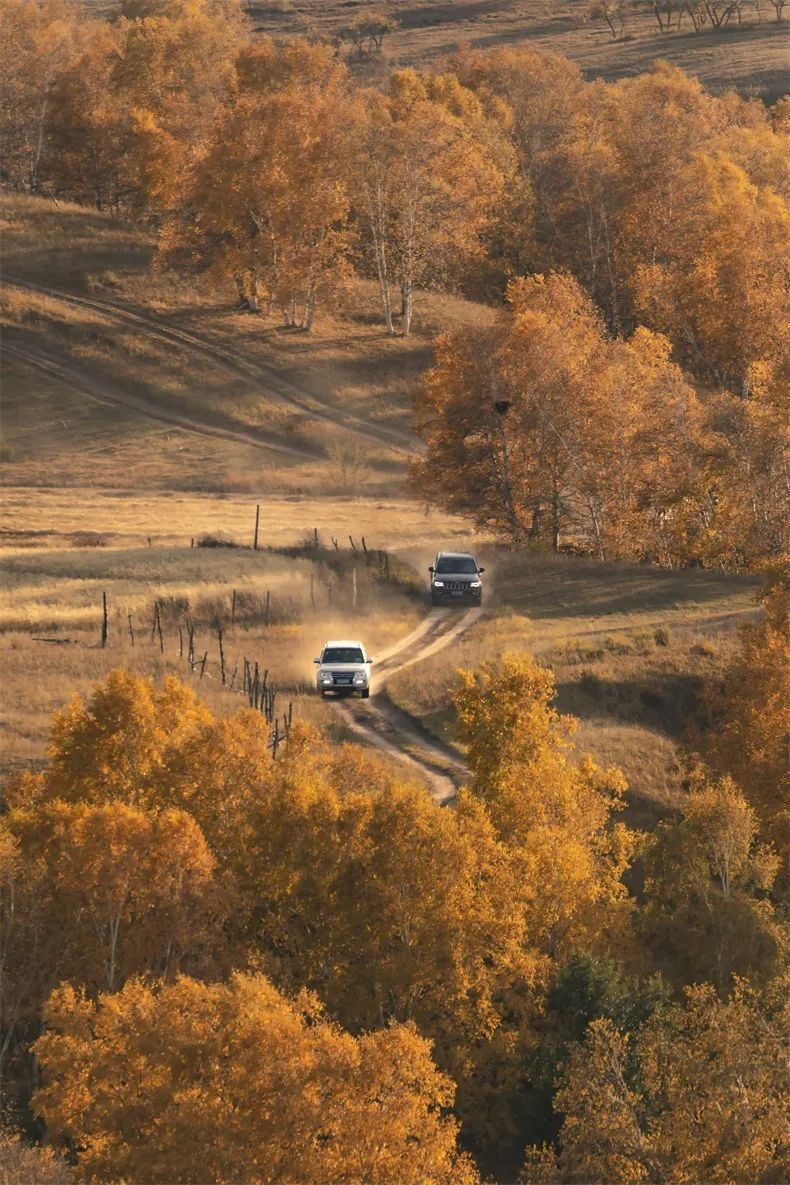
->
349, 71, 506, 335
161, 39, 353, 325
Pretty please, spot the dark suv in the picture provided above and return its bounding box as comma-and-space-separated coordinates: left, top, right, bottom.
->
429, 552, 484, 607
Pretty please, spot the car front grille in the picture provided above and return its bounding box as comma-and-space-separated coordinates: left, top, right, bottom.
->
331, 671, 355, 685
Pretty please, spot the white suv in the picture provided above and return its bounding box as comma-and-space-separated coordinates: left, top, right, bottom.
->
314, 639, 373, 698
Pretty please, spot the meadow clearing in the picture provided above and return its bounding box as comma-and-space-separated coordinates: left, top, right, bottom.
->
0, 191, 762, 829
250, 0, 789, 100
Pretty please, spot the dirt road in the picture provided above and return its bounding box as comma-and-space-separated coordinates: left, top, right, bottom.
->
6, 276, 477, 795
333, 604, 484, 802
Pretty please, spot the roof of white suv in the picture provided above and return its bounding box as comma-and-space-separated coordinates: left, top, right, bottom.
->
322, 639, 365, 650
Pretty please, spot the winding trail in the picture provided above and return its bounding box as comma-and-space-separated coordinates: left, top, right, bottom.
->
5, 275, 478, 797
3, 340, 315, 461
332, 604, 485, 803
6, 278, 416, 456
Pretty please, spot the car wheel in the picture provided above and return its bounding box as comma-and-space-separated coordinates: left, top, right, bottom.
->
361, 688, 370, 699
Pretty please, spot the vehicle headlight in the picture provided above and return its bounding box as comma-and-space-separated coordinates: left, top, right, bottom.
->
353, 672, 367, 685
433, 580, 444, 587
470, 581, 481, 588
320, 673, 333, 684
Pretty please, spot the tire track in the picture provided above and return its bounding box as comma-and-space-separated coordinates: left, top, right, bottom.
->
332, 603, 484, 802
6, 278, 416, 456
3, 340, 314, 461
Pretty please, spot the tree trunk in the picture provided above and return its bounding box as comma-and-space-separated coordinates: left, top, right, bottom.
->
401, 199, 417, 337
400, 281, 413, 337
551, 478, 560, 552
303, 283, 318, 332
376, 239, 395, 334
30, 94, 49, 192
248, 273, 260, 314
368, 193, 395, 334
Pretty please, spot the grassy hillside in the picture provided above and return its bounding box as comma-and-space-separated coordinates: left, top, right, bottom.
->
2, 194, 495, 497
0, 193, 761, 830
249, 0, 788, 100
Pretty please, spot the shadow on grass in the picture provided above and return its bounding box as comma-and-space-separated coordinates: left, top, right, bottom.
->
554, 671, 707, 741
494, 553, 758, 620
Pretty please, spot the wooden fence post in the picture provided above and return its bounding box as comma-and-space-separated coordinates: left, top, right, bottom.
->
253, 504, 260, 551
216, 618, 226, 685
127, 612, 134, 646
101, 592, 108, 648
155, 603, 164, 654
199, 651, 208, 678
313, 526, 319, 548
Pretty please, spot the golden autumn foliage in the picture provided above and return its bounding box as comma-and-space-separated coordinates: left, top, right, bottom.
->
237, 741, 538, 1055
2, 5, 787, 435
33, 973, 478, 1185
0, 1129, 72, 1185
536, 978, 790, 1184
453, 654, 637, 960
413, 273, 707, 563
412, 269, 788, 566
161, 38, 354, 325
348, 70, 509, 334
634, 150, 790, 391
641, 769, 785, 992
0, 0, 80, 193
0, 797, 226, 1055
695, 571, 790, 860
0, 659, 784, 1180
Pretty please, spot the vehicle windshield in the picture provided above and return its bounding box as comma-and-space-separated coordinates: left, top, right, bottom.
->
323, 647, 364, 664
436, 556, 477, 574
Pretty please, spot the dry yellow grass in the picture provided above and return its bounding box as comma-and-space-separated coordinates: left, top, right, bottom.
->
0, 537, 427, 781
257, 0, 788, 100
1, 194, 499, 500
0, 195, 498, 782
0, 488, 475, 551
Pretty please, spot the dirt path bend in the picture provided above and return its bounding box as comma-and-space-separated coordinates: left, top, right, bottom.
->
3, 339, 314, 461
7, 278, 416, 456
333, 603, 484, 802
